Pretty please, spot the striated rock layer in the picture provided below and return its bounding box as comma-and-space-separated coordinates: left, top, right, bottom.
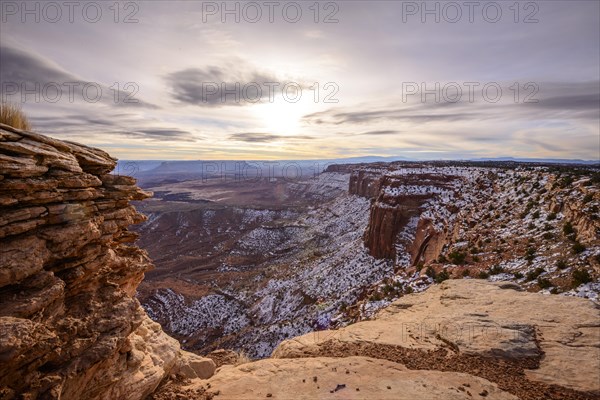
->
362, 172, 458, 261
0, 123, 214, 399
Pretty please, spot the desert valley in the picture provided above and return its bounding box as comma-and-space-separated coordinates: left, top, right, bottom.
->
132, 157, 600, 361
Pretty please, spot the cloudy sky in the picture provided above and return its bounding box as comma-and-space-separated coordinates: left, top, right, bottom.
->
1, 1, 598, 160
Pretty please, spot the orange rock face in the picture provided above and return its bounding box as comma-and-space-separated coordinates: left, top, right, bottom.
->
361, 173, 455, 261
0, 123, 188, 399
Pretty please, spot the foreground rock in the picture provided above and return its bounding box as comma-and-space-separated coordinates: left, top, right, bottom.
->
0, 123, 213, 399
199, 356, 516, 399
274, 280, 600, 399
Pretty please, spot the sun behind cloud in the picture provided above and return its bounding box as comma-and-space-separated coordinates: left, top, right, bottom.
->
253, 95, 312, 135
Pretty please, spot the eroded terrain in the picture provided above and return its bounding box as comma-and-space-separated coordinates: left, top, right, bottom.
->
133, 161, 599, 358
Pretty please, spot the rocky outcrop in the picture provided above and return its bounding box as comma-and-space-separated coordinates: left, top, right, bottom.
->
363, 174, 455, 260
160, 279, 599, 399
349, 169, 382, 198
0, 123, 214, 399
273, 280, 600, 399
548, 186, 600, 243
407, 217, 449, 266
363, 198, 410, 259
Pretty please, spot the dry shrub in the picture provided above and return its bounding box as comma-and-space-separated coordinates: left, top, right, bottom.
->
234, 351, 252, 366
0, 102, 32, 130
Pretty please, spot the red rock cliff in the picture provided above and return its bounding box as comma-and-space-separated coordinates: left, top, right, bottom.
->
363, 176, 433, 259
362, 172, 458, 262
0, 123, 214, 399
349, 170, 382, 198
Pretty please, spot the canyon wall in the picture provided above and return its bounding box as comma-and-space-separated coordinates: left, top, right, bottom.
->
348, 169, 382, 198
361, 173, 456, 262
0, 123, 213, 399
405, 217, 449, 266
547, 179, 599, 243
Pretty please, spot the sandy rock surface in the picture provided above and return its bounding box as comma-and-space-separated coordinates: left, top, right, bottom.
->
274, 280, 600, 394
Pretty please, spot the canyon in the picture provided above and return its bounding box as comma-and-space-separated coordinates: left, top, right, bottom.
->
135, 158, 600, 358
1, 124, 599, 399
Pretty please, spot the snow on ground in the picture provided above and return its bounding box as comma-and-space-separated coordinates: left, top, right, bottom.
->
142, 165, 600, 358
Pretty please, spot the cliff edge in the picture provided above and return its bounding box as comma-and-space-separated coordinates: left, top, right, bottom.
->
0, 123, 214, 399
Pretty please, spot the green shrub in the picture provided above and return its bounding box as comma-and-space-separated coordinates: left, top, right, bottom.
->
478, 271, 490, 279
559, 176, 574, 188
513, 271, 524, 279
425, 266, 436, 279
488, 265, 505, 275
382, 284, 394, 295
542, 232, 554, 240
556, 259, 568, 270
524, 247, 536, 263
563, 221, 575, 235
435, 270, 450, 283
537, 277, 552, 289
525, 267, 545, 282
519, 211, 529, 219
448, 251, 467, 265
370, 291, 383, 301
571, 269, 592, 288
572, 242, 586, 254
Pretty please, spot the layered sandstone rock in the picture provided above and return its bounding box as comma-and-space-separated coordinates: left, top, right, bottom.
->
273, 280, 600, 398
548, 183, 600, 243
363, 174, 456, 260
406, 217, 449, 266
0, 123, 214, 399
348, 170, 382, 198
158, 279, 599, 399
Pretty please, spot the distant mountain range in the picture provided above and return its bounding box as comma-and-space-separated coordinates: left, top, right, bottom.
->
467, 157, 599, 165
115, 155, 598, 178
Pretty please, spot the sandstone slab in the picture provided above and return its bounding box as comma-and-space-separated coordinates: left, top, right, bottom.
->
199, 356, 517, 399
274, 280, 600, 393
175, 350, 216, 379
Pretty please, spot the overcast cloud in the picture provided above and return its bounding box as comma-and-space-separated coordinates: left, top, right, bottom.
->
0, 1, 598, 160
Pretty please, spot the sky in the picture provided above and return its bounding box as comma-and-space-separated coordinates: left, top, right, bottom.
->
1, 0, 599, 160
